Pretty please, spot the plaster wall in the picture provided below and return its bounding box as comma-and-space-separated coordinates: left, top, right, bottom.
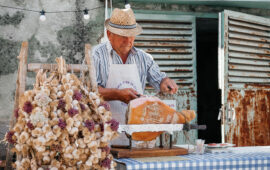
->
0, 0, 104, 120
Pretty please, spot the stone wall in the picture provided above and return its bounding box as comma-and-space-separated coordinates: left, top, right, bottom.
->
0, 0, 104, 120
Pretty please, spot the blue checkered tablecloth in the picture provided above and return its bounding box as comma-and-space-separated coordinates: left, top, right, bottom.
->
115, 149, 270, 170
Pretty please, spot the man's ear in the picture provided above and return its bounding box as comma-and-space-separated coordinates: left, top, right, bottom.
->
107, 30, 111, 38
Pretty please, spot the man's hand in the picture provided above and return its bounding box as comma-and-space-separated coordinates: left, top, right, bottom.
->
98, 86, 139, 104
160, 77, 178, 94
118, 88, 139, 104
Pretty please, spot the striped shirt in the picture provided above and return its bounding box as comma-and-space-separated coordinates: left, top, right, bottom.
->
92, 42, 166, 92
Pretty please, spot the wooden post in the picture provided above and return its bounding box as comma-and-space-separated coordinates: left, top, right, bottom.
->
5, 41, 28, 170
85, 44, 98, 92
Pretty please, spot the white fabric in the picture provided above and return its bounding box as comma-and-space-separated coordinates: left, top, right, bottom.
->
105, 44, 143, 145
118, 124, 184, 135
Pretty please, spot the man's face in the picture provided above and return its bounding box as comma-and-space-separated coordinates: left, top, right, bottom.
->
107, 30, 135, 56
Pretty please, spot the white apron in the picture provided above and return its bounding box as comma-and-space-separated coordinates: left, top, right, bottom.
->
105, 46, 143, 145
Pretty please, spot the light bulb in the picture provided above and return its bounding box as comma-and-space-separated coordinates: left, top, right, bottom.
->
83, 8, 89, 20
40, 10, 46, 21
84, 14, 90, 20
40, 15, 46, 21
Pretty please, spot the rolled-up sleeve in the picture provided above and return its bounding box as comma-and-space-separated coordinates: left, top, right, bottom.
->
145, 53, 166, 91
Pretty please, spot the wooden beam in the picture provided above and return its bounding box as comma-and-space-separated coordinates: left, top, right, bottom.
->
27, 63, 88, 72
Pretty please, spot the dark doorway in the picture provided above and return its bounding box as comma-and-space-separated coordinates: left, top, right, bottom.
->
196, 18, 221, 143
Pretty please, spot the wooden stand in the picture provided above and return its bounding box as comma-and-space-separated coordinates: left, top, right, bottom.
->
111, 147, 188, 158
4, 42, 96, 169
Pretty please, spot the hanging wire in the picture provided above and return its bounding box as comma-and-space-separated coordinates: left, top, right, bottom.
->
0, 4, 40, 12
0, 4, 104, 14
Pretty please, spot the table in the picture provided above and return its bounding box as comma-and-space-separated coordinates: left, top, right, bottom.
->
115, 146, 270, 170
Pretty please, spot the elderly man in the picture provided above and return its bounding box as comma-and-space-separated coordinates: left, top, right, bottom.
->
92, 7, 178, 145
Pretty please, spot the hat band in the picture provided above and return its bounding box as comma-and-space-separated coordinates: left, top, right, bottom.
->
109, 21, 136, 29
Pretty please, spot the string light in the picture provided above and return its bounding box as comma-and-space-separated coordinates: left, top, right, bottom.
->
83, 8, 90, 20
39, 10, 46, 21
0, 4, 104, 21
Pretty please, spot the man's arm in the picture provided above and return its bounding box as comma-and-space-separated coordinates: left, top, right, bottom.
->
98, 86, 139, 104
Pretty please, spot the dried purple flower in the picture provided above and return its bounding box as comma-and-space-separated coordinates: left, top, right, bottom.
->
84, 120, 95, 131
6, 131, 15, 144
100, 123, 104, 132
99, 101, 110, 111
101, 146, 111, 155
80, 103, 86, 111
73, 90, 82, 101
57, 99, 66, 110
100, 157, 111, 169
23, 101, 33, 114
106, 119, 119, 131
58, 119, 67, 129
27, 121, 34, 130
68, 108, 78, 117
14, 108, 19, 119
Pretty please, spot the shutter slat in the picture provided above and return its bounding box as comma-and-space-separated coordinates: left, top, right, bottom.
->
229, 19, 270, 31
229, 26, 270, 38
229, 39, 270, 49
143, 48, 193, 54
229, 52, 270, 61
229, 77, 270, 83
229, 70, 270, 78
229, 15, 270, 27
229, 46, 270, 55
229, 64, 270, 72
155, 60, 193, 66
134, 42, 192, 47
152, 54, 193, 60
229, 58, 270, 66
140, 23, 192, 30
229, 32, 270, 43
136, 35, 192, 41
141, 29, 192, 35
166, 72, 193, 78
173, 78, 194, 84
160, 66, 193, 72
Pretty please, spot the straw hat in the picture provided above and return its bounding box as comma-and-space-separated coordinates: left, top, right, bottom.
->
105, 8, 142, 37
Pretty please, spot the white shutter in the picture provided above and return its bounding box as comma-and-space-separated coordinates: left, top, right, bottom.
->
134, 14, 196, 90
224, 10, 270, 88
